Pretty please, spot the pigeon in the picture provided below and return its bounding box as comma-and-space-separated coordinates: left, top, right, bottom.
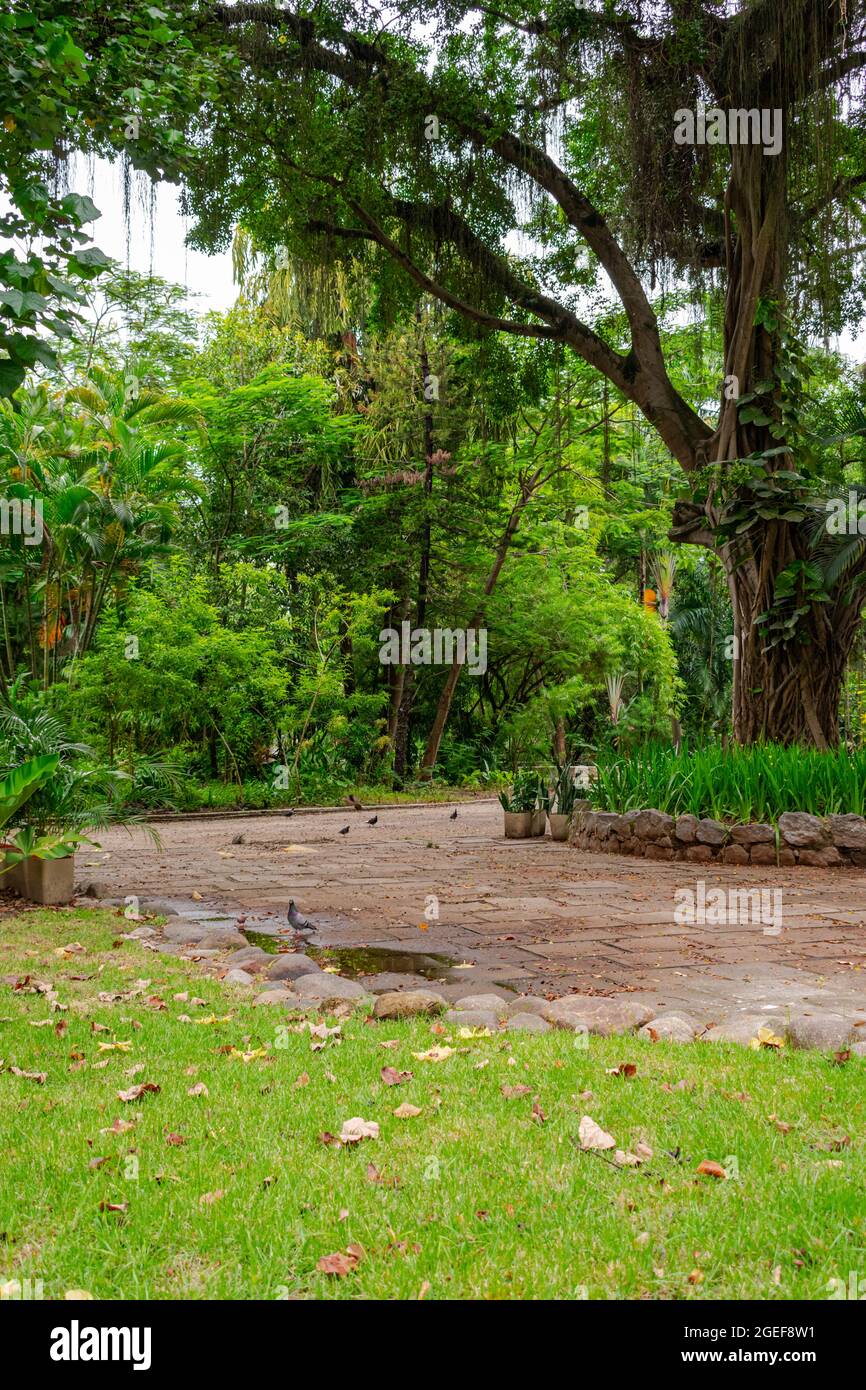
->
282, 808, 295, 817
347, 795, 364, 811
449, 809, 458, 820
231, 833, 245, 845
367, 815, 378, 826
339, 824, 350, 835
287, 900, 314, 932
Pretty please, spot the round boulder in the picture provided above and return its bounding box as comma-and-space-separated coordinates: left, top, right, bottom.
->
373, 990, 447, 1020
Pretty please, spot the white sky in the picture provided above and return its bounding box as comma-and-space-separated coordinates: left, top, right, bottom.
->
86, 157, 237, 313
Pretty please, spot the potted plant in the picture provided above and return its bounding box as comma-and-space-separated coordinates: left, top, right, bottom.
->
499, 771, 539, 838
0, 682, 159, 904
0, 754, 66, 897
549, 763, 577, 841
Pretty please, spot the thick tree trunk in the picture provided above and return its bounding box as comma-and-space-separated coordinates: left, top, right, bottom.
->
671, 138, 859, 747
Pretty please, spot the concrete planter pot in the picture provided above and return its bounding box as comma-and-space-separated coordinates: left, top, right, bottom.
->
3, 853, 75, 905
529, 809, 547, 837
548, 812, 571, 841
503, 810, 532, 838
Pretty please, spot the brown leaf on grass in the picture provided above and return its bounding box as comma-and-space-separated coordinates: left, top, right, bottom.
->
365, 1162, 401, 1188
696, 1160, 727, 1179
339, 1117, 379, 1144
832, 1050, 851, 1065
500, 1084, 532, 1099
98, 1200, 128, 1214
614, 1150, 641, 1167
813, 1133, 851, 1153
117, 1082, 160, 1102
88, 1156, 112, 1170
199, 1189, 224, 1206
294, 1071, 310, 1088
418, 1280, 431, 1300
8, 1066, 47, 1084
381, 1066, 413, 1086
318, 1131, 342, 1147
90, 1022, 109, 1034
317, 1249, 361, 1277
768, 1113, 791, 1134
100, 1117, 134, 1135
187, 1082, 209, 1098
578, 1116, 616, 1151
531, 1099, 546, 1124
63, 1289, 94, 1300
393, 1102, 422, 1118
606, 1062, 637, 1078
165, 1133, 187, 1146
54, 1019, 68, 1038
688, 1269, 704, 1285
378, 1039, 400, 1050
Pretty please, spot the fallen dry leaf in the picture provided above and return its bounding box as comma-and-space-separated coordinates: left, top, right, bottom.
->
317, 1248, 361, 1277
381, 1066, 413, 1086
117, 1082, 160, 1102
696, 1160, 727, 1180
393, 1102, 422, 1118
187, 1082, 209, 1098
500, 1083, 532, 1099
100, 1117, 135, 1135
412, 1046, 454, 1063
199, 1189, 224, 1206
8, 1066, 47, 1084
339, 1117, 379, 1144
606, 1062, 637, 1078
750, 1026, 784, 1051
578, 1116, 616, 1151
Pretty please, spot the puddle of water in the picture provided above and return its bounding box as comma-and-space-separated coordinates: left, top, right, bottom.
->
246, 929, 295, 955
306, 944, 456, 980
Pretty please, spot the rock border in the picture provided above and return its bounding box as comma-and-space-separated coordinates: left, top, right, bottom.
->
570, 808, 866, 868
113, 901, 866, 1056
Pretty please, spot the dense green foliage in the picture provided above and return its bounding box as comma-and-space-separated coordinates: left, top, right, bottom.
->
3, 2, 866, 806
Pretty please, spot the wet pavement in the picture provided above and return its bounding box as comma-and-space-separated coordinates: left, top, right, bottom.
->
88, 799, 866, 1023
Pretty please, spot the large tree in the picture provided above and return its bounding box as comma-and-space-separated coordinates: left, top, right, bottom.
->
19, 0, 866, 744
172, 0, 866, 746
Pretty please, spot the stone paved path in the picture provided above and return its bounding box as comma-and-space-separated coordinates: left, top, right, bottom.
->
91, 800, 866, 1029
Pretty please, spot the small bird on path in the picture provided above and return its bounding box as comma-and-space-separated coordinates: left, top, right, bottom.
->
449, 809, 458, 820
287, 900, 314, 931
347, 795, 364, 811
339, 824, 350, 835
231, 833, 245, 845
367, 815, 378, 826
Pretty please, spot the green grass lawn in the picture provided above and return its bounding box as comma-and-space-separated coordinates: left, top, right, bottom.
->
1, 908, 863, 1301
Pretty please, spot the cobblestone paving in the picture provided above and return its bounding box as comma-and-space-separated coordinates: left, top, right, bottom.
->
91, 799, 866, 1029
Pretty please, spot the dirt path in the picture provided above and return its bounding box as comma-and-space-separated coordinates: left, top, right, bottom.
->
86, 801, 866, 1019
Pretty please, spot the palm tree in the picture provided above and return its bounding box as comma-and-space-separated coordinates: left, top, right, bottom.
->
0, 368, 202, 686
